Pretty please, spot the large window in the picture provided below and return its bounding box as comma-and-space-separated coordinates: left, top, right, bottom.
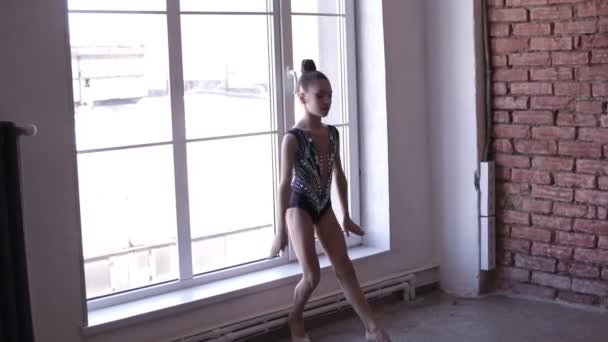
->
68, 0, 360, 308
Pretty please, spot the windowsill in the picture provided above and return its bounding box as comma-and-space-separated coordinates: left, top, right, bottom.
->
83, 244, 388, 336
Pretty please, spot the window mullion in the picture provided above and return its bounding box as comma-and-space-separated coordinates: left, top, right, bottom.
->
344, 0, 361, 228
278, 0, 298, 261
167, 0, 193, 280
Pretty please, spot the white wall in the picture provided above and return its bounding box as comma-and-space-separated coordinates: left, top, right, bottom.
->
0, 0, 438, 341
426, 0, 484, 296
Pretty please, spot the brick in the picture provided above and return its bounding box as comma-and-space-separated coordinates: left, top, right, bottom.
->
553, 202, 588, 218
576, 159, 608, 175
511, 168, 552, 184
530, 6, 572, 20
492, 38, 529, 53
602, 117, 608, 127
519, 198, 552, 213
496, 154, 531, 168
532, 242, 573, 259
498, 181, 530, 195
493, 139, 514, 153
598, 206, 608, 219
552, 51, 589, 66
603, 267, 608, 280
513, 23, 551, 36
558, 142, 602, 159
554, 20, 598, 34
530, 37, 572, 51
494, 96, 529, 109
498, 250, 514, 265
493, 82, 508, 95
579, 128, 608, 142
490, 8, 528, 22
494, 124, 530, 138
586, 206, 599, 219
513, 111, 553, 125
489, 0, 504, 7
503, 237, 532, 254
499, 267, 530, 282
494, 111, 511, 123
597, 236, 608, 250
576, 2, 608, 18
557, 291, 598, 306
574, 248, 608, 266
514, 139, 557, 154
600, 18, 608, 33
494, 68, 529, 82
508, 282, 557, 299
548, 0, 586, 3
532, 156, 574, 171
556, 113, 596, 126
591, 49, 608, 64
512, 226, 552, 242
515, 254, 556, 272
530, 96, 572, 110
497, 166, 512, 180
554, 83, 590, 97
506, 0, 547, 6
511, 82, 553, 95
568, 263, 600, 278
532, 126, 576, 140
572, 279, 608, 296
491, 23, 511, 37
532, 185, 573, 202
556, 231, 596, 248
554, 172, 597, 188
577, 66, 608, 81
509, 52, 551, 66
601, 175, 608, 190
575, 190, 608, 207
531, 272, 571, 290
493, 55, 508, 67
553, 203, 588, 217
592, 83, 608, 96
582, 34, 608, 49
530, 67, 572, 81
575, 101, 603, 114
573, 218, 608, 235
499, 209, 531, 225
532, 214, 572, 230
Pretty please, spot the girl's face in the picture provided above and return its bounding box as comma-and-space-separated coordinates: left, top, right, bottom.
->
298, 79, 332, 118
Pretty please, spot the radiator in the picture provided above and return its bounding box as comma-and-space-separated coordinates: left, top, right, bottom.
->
172, 272, 416, 342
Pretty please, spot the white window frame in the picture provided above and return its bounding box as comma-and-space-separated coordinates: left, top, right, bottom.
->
72, 0, 361, 312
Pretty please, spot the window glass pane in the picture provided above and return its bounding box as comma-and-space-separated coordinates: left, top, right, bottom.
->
69, 13, 172, 151
181, 15, 274, 139
180, 0, 270, 12
291, 0, 343, 14
68, 0, 166, 11
292, 15, 345, 125
78, 146, 178, 298
188, 135, 276, 274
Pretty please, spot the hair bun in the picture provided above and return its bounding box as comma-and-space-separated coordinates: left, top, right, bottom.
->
301, 59, 317, 74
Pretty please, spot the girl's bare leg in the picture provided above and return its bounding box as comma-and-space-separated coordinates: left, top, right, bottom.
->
286, 208, 320, 340
314, 209, 391, 342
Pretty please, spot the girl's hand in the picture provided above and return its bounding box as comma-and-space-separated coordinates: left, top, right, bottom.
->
269, 229, 288, 258
342, 217, 365, 237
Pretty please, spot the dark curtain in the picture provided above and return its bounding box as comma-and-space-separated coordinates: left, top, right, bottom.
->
0, 121, 35, 342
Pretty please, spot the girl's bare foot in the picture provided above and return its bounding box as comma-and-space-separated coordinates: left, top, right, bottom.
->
365, 328, 391, 342
288, 312, 310, 342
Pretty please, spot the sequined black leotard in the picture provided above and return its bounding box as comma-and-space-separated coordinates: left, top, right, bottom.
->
287, 125, 339, 223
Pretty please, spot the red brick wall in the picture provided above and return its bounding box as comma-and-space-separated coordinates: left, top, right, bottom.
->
489, 0, 608, 307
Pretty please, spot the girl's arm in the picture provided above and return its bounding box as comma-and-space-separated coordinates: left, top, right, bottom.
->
333, 135, 365, 236
269, 134, 297, 257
